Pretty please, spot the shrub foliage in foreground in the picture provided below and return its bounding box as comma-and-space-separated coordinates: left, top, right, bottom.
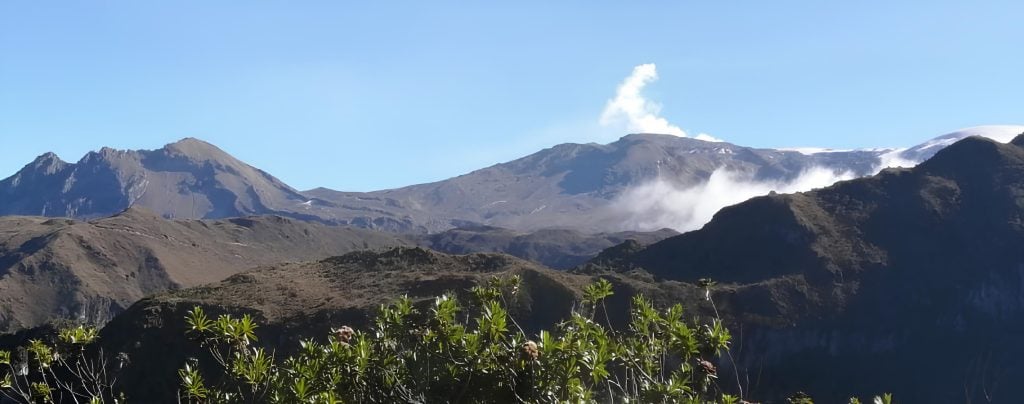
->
179, 277, 738, 403
0, 325, 125, 403
0, 277, 892, 403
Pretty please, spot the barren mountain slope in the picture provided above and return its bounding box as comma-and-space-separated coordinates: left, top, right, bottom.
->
0, 207, 411, 333
306, 134, 886, 232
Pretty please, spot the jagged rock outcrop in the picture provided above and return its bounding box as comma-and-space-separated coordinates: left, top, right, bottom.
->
0, 138, 310, 220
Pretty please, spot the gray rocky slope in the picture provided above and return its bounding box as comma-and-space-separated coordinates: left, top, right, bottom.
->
3, 127, 1020, 233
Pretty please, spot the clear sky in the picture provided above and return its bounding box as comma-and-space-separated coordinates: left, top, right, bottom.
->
2, 1, 1022, 191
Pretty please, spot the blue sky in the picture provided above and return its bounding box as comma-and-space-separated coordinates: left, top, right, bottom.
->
2, 2, 1022, 191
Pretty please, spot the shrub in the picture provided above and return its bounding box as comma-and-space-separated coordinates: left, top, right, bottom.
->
178, 276, 739, 403
0, 325, 125, 403
0, 277, 893, 403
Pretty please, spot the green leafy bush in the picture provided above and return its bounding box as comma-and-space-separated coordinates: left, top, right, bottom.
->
179, 276, 738, 403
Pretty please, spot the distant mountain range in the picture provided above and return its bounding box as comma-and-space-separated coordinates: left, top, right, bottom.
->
4, 125, 1021, 233
82, 131, 1024, 402
5, 129, 1024, 401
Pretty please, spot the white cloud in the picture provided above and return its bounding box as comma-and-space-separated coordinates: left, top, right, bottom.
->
599, 64, 722, 142
875, 148, 918, 171
596, 64, 851, 232
694, 133, 724, 142
608, 167, 856, 232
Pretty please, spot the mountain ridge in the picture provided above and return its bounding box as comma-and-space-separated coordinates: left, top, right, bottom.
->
0, 138, 310, 221
580, 133, 1024, 401
4, 126, 1022, 233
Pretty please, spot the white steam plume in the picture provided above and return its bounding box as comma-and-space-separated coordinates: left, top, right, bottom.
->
600, 64, 723, 142
609, 167, 856, 232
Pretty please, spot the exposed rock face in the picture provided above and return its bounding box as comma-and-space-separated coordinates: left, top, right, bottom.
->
0, 138, 309, 220
0, 207, 411, 333
589, 135, 1024, 402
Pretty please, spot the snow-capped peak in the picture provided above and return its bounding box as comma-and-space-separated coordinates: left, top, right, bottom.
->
898, 125, 1024, 162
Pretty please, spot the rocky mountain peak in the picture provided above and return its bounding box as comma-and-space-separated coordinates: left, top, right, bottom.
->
26, 152, 67, 174
0, 138, 305, 220
31, 151, 62, 164
161, 137, 231, 161
77, 146, 134, 165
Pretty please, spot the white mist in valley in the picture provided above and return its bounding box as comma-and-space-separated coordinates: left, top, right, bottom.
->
607, 126, 1024, 233
610, 167, 857, 232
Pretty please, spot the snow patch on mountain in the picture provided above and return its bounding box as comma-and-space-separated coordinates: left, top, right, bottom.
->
779, 147, 853, 155
896, 125, 1024, 163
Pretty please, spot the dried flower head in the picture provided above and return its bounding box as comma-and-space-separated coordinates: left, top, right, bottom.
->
697, 358, 717, 375
521, 340, 539, 361
332, 326, 354, 343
